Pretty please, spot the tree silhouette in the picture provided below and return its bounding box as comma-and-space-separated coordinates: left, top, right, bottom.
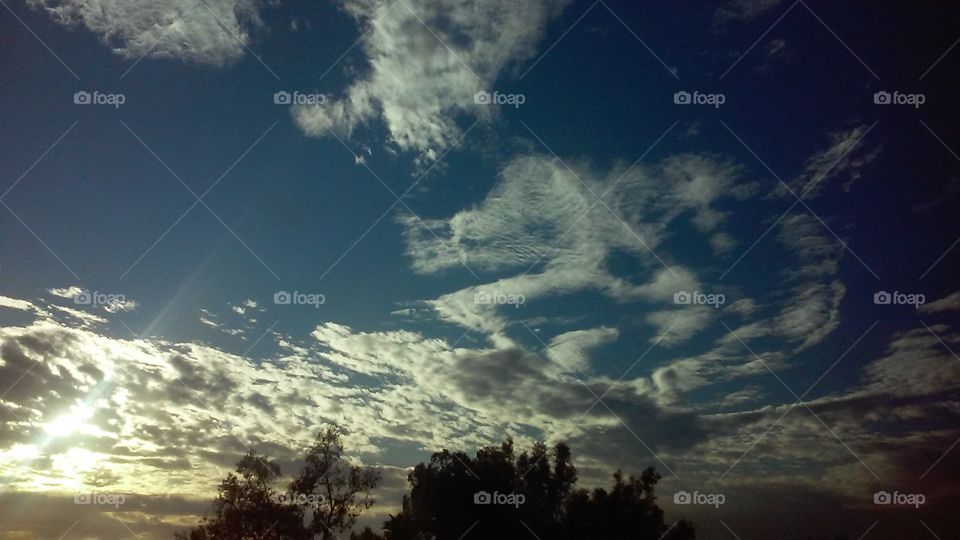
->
177, 425, 379, 540
291, 425, 381, 539
383, 439, 695, 540
563, 468, 683, 540
177, 434, 694, 540
174, 451, 307, 540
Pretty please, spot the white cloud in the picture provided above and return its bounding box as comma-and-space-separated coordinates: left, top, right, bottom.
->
919, 291, 960, 314
0, 295, 41, 313
779, 125, 881, 198
718, 280, 845, 354
28, 0, 265, 65
47, 286, 137, 313
0, 319, 355, 501
766, 38, 788, 59
102, 298, 137, 313
293, 0, 571, 163
647, 308, 715, 347
710, 231, 738, 255
730, 212, 846, 352
48, 304, 108, 326
402, 153, 746, 342
777, 213, 843, 278
199, 313, 219, 328
0, 307, 704, 496
230, 298, 261, 316
713, 0, 784, 26
717, 385, 766, 408
859, 324, 960, 397
546, 327, 619, 373
47, 286, 85, 299
635, 267, 702, 302
725, 297, 758, 316
1, 290, 958, 537
775, 281, 845, 351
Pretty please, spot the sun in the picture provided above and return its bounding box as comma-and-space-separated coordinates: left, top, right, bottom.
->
43, 405, 94, 438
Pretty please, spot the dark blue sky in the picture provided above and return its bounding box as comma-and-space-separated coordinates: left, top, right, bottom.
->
1, 1, 959, 538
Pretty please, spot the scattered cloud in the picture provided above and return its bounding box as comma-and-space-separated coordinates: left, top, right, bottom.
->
47, 286, 137, 313
710, 233, 737, 257
401, 153, 746, 343
28, 0, 265, 65
48, 304, 108, 326
714, 0, 785, 27
546, 327, 619, 373
47, 286, 85, 299
919, 291, 960, 314
198, 309, 220, 328
779, 125, 881, 198
0, 295, 43, 313
0, 287, 957, 536
647, 308, 715, 347
765, 38, 788, 59
293, 0, 571, 164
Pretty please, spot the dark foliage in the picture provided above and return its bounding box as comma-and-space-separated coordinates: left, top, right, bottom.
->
382, 439, 695, 540
176, 425, 380, 540
177, 434, 693, 540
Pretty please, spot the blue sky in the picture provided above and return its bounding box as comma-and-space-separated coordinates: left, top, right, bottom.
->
1, 1, 959, 538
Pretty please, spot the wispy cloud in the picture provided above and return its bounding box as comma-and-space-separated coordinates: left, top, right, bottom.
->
714, 0, 785, 27
293, 0, 571, 164
28, 0, 265, 65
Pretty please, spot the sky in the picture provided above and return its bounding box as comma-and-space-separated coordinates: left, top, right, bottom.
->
1, 0, 959, 538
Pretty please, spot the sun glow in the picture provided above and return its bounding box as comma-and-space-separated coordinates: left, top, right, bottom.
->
5, 443, 40, 461
43, 405, 94, 438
